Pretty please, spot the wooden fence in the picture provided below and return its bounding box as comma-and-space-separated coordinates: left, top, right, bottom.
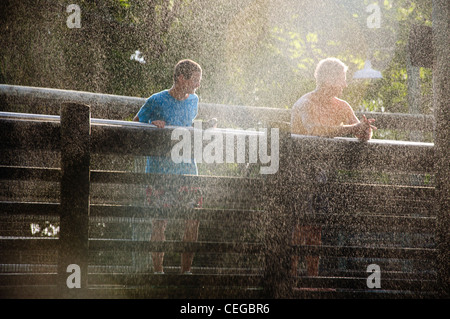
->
0, 84, 435, 141
0, 100, 447, 299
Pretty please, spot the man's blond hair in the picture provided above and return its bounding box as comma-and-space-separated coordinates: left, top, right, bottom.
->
314, 58, 348, 86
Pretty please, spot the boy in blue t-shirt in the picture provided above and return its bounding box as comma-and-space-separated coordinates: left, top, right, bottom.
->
133, 59, 202, 274
136, 89, 199, 175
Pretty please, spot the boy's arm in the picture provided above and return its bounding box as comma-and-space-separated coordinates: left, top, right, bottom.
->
134, 97, 155, 123
133, 114, 165, 128
189, 95, 199, 126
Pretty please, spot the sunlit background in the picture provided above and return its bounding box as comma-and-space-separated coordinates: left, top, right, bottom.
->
0, 0, 433, 116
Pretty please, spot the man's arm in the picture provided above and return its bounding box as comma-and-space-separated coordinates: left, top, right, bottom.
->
305, 121, 359, 138
299, 102, 376, 139
297, 102, 352, 137
307, 117, 376, 139
341, 102, 377, 140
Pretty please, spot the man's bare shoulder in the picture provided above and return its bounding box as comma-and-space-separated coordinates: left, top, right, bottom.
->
333, 97, 358, 124
293, 92, 315, 110
335, 97, 357, 113
334, 97, 352, 108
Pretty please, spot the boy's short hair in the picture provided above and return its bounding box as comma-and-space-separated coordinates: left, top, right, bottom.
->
173, 59, 202, 82
314, 58, 348, 85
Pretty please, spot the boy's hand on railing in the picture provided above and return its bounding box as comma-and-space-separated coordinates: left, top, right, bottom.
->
151, 120, 166, 128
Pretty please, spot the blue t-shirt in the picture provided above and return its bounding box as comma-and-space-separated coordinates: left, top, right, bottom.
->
137, 90, 198, 126
137, 90, 198, 175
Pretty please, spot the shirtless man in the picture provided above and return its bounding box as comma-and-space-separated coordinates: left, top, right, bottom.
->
291, 57, 376, 140
290, 58, 376, 276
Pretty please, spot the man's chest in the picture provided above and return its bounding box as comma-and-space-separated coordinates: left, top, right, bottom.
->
311, 103, 347, 126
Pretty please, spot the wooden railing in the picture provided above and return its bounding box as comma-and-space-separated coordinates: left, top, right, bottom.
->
1, 100, 447, 299
0, 84, 435, 140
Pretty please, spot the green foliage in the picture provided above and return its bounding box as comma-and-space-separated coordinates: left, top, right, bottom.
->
0, 0, 433, 117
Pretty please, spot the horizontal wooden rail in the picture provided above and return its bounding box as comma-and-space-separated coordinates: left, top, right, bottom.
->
0, 237, 59, 250
0, 119, 60, 152
88, 239, 264, 254
293, 213, 436, 232
291, 245, 437, 260
0, 202, 60, 217
289, 134, 435, 173
90, 170, 265, 187
0, 84, 435, 132
90, 205, 265, 222
0, 166, 61, 182
294, 276, 439, 291
0, 112, 435, 172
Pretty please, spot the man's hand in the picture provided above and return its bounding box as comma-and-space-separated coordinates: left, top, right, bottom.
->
151, 120, 166, 128
355, 115, 377, 141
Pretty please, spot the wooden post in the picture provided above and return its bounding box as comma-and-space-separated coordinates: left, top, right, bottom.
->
58, 103, 91, 298
433, 0, 450, 298
263, 132, 297, 298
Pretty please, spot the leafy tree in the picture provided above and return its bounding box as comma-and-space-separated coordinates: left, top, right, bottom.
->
0, 0, 433, 116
